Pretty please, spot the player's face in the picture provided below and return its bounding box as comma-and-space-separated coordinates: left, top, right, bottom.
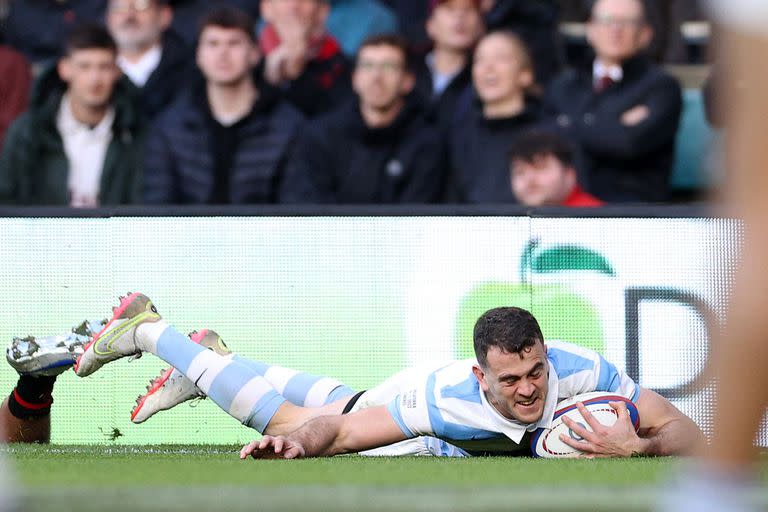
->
196, 26, 259, 86
475, 343, 549, 424
426, 0, 484, 53
472, 34, 532, 106
511, 155, 576, 207
587, 0, 653, 64
58, 49, 121, 110
353, 45, 414, 111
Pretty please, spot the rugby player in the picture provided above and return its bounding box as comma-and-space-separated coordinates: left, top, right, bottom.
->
70, 293, 703, 458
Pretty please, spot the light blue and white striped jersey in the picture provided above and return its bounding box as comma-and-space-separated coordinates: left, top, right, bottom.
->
379, 340, 640, 454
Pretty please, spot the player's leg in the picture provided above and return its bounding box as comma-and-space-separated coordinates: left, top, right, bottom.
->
75, 294, 352, 435
132, 329, 355, 423
0, 377, 53, 443
2, 320, 104, 443
705, 27, 768, 471
231, 356, 356, 408
659, 23, 768, 512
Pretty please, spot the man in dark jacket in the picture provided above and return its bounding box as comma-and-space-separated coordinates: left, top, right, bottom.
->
281, 34, 444, 204
448, 30, 542, 204
0, 23, 143, 206
543, 0, 682, 203
259, 0, 352, 118
106, 0, 193, 119
414, 0, 484, 133
143, 7, 304, 204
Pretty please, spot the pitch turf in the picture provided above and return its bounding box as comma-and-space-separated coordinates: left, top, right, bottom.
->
3, 445, 768, 511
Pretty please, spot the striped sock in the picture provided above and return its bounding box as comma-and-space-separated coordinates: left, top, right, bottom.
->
233, 356, 356, 407
140, 321, 285, 432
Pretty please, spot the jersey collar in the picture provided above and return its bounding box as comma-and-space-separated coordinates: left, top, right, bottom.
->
478, 365, 560, 444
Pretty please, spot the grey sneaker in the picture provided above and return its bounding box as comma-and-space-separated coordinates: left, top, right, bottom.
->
130, 329, 232, 424
6, 319, 107, 377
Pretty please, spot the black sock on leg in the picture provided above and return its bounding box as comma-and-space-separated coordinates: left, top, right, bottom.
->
8, 375, 56, 419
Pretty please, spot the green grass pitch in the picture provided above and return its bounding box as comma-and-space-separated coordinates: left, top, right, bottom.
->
6, 445, 768, 512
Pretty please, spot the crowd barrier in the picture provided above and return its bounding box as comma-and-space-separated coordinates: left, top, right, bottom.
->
0, 205, 751, 446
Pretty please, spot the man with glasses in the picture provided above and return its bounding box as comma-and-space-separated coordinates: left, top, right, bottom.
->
281, 34, 445, 203
106, 0, 193, 119
543, 0, 682, 203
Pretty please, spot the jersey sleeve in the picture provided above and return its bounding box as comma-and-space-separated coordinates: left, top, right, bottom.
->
386, 378, 435, 438
593, 353, 641, 403
548, 341, 641, 403
705, 0, 768, 35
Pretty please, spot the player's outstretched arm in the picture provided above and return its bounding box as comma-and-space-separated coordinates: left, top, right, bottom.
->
560, 388, 704, 457
241, 405, 409, 459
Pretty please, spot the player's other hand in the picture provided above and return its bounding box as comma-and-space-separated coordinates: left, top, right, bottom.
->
240, 436, 306, 460
559, 401, 643, 458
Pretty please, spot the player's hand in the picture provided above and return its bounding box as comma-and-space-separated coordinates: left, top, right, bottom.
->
559, 401, 644, 458
240, 436, 306, 460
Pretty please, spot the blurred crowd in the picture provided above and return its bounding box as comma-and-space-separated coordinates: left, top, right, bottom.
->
0, 0, 713, 208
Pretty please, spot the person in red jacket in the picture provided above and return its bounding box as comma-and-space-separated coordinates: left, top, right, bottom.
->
0, 46, 32, 150
509, 130, 604, 207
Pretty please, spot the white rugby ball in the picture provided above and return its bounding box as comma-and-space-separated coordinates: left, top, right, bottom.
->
530, 392, 640, 458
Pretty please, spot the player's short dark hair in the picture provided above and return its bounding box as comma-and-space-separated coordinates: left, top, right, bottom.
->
473, 307, 544, 368
356, 33, 414, 73
64, 22, 118, 56
508, 131, 575, 169
197, 6, 256, 43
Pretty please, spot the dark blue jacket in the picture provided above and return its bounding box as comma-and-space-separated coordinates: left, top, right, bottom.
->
281, 98, 445, 204
543, 57, 682, 203
143, 80, 304, 204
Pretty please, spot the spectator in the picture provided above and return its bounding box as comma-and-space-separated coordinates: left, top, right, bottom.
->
326, 0, 398, 57
4, 0, 107, 64
447, 30, 541, 203
414, 0, 484, 132
143, 7, 304, 204
483, 0, 563, 86
106, 0, 193, 119
259, 0, 351, 117
509, 131, 603, 207
0, 45, 32, 148
281, 34, 444, 204
0, 23, 143, 206
167, 0, 260, 47
544, 0, 682, 203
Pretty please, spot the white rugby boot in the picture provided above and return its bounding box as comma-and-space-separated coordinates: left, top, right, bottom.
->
74, 293, 161, 377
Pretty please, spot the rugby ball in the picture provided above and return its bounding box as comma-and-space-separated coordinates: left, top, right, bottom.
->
530, 392, 640, 458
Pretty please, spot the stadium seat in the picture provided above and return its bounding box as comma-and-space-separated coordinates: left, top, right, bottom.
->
670, 88, 720, 195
